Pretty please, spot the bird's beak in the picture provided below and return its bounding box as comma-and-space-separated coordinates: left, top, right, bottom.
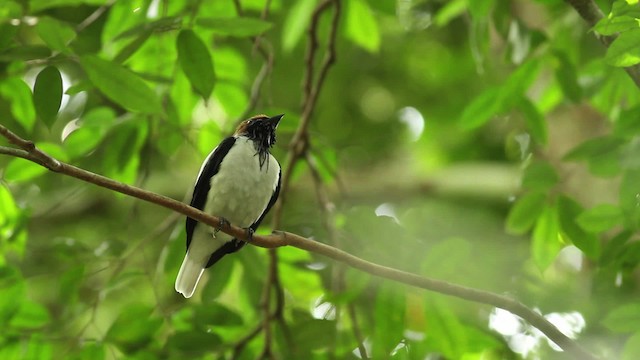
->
267, 114, 284, 127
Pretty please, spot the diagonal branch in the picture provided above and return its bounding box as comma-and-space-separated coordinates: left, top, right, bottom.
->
0, 125, 598, 360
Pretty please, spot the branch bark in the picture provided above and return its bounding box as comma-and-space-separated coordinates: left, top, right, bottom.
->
0, 125, 598, 360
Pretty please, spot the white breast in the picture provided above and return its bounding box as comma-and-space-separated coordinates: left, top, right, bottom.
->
204, 136, 280, 228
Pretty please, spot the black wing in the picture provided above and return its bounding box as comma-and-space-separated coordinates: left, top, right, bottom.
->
204, 168, 282, 268
186, 136, 236, 249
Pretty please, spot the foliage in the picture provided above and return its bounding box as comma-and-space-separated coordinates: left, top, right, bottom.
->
1, 0, 640, 359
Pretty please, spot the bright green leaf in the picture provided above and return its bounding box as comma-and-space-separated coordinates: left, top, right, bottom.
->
522, 162, 559, 191
500, 59, 541, 107
344, 0, 380, 53
113, 30, 152, 64
33, 66, 63, 127
0, 77, 36, 131
176, 30, 215, 100
532, 203, 563, 271
459, 87, 502, 129
35, 16, 76, 54
594, 15, 640, 35
282, 0, 317, 52
557, 196, 601, 259
577, 204, 623, 233
518, 97, 547, 144
80, 55, 161, 114
603, 303, 640, 332
8, 301, 50, 329
605, 29, 640, 67
196, 17, 273, 37
434, 0, 467, 27
506, 192, 546, 235
622, 332, 640, 360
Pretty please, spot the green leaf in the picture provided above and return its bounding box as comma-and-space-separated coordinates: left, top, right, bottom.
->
0, 267, 25, 325
80, 55, 161, 114
33, 66, 63, 127
577, 204, 623, 233
176, 30, 215, 100
3, 143, 68, 182
554, 50, 582, 102
593, 15, 640, 36
200, 257, 234, 300
434, 0, 467, 27
63, 107, 116, 158
459, 87, 502, 129
106, 304, 162, 354
282, 0, 316, 52
506, 192, 546, 235
603, 303, 640, 332
518, 97, 547, 144
344, 0, 380, 53
532, 203, 563, 271
35, 16, 76, 54
166, 331, 222, 353
196, 17, 273, 37
113, 30, 152, 64
193, 303, 243, 329
557, 196, 601, 259
9, 301, 50, 329
0, 77, 36, 131
501, 60, 542, 108
564, 136, 623, 160
0, 45, 51, 61
521, 162, 559, 191
622, 332, 640, 360
600, 230, 632, 266
605, 29, 640, 67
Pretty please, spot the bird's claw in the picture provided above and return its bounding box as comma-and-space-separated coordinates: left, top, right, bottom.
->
243, 227, 255, 242
214, 217, 230, 238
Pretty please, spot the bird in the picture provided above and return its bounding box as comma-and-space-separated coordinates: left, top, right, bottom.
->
175, 114, 283, 298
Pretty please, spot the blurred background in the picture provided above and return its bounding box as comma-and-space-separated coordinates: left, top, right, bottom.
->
1, 0, 640, 359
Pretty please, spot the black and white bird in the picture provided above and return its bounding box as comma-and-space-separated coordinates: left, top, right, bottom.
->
175, 114, 283, 298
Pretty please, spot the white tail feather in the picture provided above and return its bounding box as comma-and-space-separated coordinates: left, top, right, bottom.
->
175, 252, 206, 298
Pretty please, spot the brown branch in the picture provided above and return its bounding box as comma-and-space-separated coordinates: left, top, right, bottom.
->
0, 124, 598, 360
564, 0, 640, 88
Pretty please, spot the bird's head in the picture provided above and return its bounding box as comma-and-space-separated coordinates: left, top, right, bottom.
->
234, 114, 283, 150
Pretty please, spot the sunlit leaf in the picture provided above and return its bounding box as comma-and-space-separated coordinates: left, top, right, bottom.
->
113, 30, 152, 64
0, 77, 36, 131
603, 303, 640, 332
506, 192, 546, 235
196, 17, 273, 37
344, 0, 380, 53
35, 16, 76, 54
33, 66, 63, 127
434, 0, 467, 27
282, 0, 316, 52
30, 0, 109, 12
593, 15, 639, 35
459, 87, 502, 129
3, 143, 68, 182
9, 301, 50, 329
532, 203, 563, 271
557, 196, 600, 259
63, 107, 116, 158
622, 332, 640, 360
80, 55, 161, 114
577, 204, 623, 233
605, 29, 640, 67
0, 267, 25, 325
176, 30, 215, 100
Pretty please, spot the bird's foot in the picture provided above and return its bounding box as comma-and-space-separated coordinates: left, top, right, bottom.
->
213, 217, 230, 238
243, 227, 255, 242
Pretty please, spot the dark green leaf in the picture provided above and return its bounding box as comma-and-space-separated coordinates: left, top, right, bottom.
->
80, 55, 161, 114
518, 97, 547, 144
176, 30, 215, 100
0, 77, 36, 131
33, 66, 63, 127
282, 0, 317, 52
506, 192, 546, 235
114, 16, 182, 40
196, 17, 273, 37
113, 30, 152, 64
577, 204, 623, 233
600, 230, 632, 266
606, 29, 640, 67
593, 15, 639, 36
563, 136, 623, 160
106, 304, 162, 353
344, 0, 380, 53
603, 303, 640, 332
166, 331, 222, 353
557, 196, 600, 259
193, 303, 243, 329
0, 45, 51, 61
291, 318, 337, 351
615, 105, 640, 137
35, 16, 76, 54
0, 267, 25, 325
200, 256, 234, 300
522, 161, 559, 191
532, 204, 563, 271
373, 285, 405, 356
0, 23, 19, 50
434, 0, 467, 27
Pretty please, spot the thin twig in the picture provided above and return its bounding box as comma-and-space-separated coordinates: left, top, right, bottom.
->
0, 124, 598, 360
